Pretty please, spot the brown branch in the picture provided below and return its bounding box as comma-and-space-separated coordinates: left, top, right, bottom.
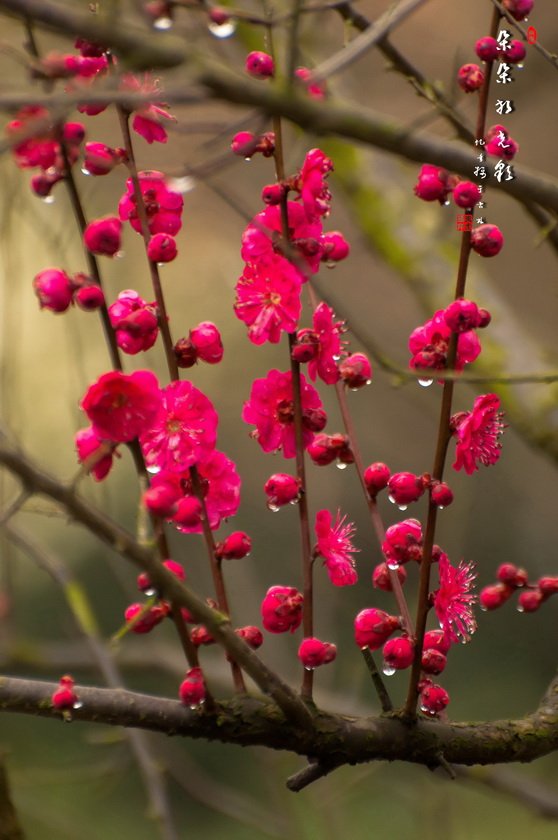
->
2, 674, 558, 773
0, 758, 25, 840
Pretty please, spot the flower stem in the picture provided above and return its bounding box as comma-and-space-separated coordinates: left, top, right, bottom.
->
116, 106, 179, 382
360, 648, 393, 712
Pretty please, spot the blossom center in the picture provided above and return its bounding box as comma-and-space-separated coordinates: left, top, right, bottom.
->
276, 399, 295, 424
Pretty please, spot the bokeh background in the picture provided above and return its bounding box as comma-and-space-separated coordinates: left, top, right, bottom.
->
1, 0, 558, 837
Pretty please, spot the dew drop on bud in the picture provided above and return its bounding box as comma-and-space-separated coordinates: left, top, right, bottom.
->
398, 505, 408, 512
267, 502, 280, 513
153, 16, 173, 29
244, 157, 252, 163
365, 379, 372, 386
438, 506, 445, 511
304, 666, 314, 672
42, 195, 55, 204
72, 701, 83, 709
443, 199, 451, 207
81, 166, 91, 176
516, 604, 524, 613
289, 498, 299, 505
144, 587, 157, 597
146, 465, 161, 475
382, 664, 396, 676
386, 560, 400, 571
332, 354, 341, 361
480, 604, 488, 612
418, 379, 433, 388
336, 461, 348, 470
326, 260, 336, 269
114, 250, 125, 259
208, 19, 236, 38
516, 63, 524, 69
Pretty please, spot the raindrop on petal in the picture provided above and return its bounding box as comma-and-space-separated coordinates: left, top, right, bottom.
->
386, 560, 400, 571
418, 379, 433, 388
382, 664, 396, 676
388, 495, 396, 505
398, 505, 408, 512
438, 506, 445, 511
336, 461, 348, 470
146, 465, 161, 475
144, 587, 157, 597
267, 502, 280, 513
81, 166, 91, 176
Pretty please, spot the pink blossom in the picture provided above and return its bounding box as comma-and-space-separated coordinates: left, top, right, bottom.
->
294, 148, 333, 221
302, 303, 345, 384
108, 290, 159, 355
242, 369, 326, 458
215, 531, 252, 560
451, 393, 505, 474
387, 472, 425, 506
264, 473, 301, 508
382, 518, 423, 567
241, 202, 323, 277
75, 426, 114, 481
383, 636, 415, 670
234, 256, 302, 344
119, 170, 183, 236
354, 608, 400, 650
314, 509, 358, 586
121, 73, 176, 144
81, 370, 162, 443
190, 322, 223, 364
7, 106, 59, 171
363, 462, 391, 496
295, 66, 326, 100
235, 626, 263, 649
307, 433, 353, 467
414, 164, 451, 203
173, 449, 241, 533
409, 309, 481, 373
147, 233, 177, 263
339, 353, 372, 388
83, 142, 125, 176
140, 380, 218, 473
433, 555, 477, 644
320, 230, 350, 262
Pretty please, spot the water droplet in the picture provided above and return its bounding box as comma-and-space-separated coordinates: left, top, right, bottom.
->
516, 604, 524, 613
336, 461, 348, 470
167, 176, 196, 194
81, 166, 91, 176
420, 704, 435, 716
244, 157, 252, 163
144, 587, 157, 597
208, 19, 236, 38
153, 15, 173, 30
480, 604, 487, 612
443, 199, 451, 207
398, 505, 408, 512
326, 260, 336, 269
365, 379, 372, 386
388, 495, 396, 505
516, 63, 524, 69
157, 262, 166, 267
304, 666, 314, 671
146, 465, 160, 475
386, 560, 399, 571
350, 387, 359, 392
42, 195, 55, 204
114, 250, 125, 259
382, 664, 396, 676
72, 701, 83, 710
418, 378, 433, 388
267, 502, 280, 513
438, 506, 445, 511
360, 645, 369, 652
332, 354, 341, 361
289, 498, 299, 505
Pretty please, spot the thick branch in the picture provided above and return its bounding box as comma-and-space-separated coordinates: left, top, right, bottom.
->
2, 675, 558, 772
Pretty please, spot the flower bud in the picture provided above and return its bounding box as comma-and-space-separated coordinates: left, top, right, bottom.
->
372, 562, 407, 591
262, 183, 286, 205
388, 472, 424, 506
302, 407, 327, 432
172, 497, 203, 528
320, 231, 350, 262
421, 648, 447, 675
479, 582, 514, 610
75, 426, 114, 481
423, 629, 451, 655
339, 353, 372, 388
124, 603, 168, 633
497, 563, 528, 588
174, 337, 198, 368
245, 51, 275, 79
298, 637, 337, 669
382, 518, 423, 567
147, 233, 178, 263
52, 675, 80, 711
518, 589, 544, 613
420, 683, 449, 716
191, 625, 215, 646
231, 131, 259, 158
84, 216, 122, 256
74, 284, 105, 311
443, 299, 482, 333
235, 625, 263, 649
471, 224, 504, 257
364, 462, 390, 496
137, 559, 185, 593
33, 268, 73, 312
215, 531, 252, 560
264, 473, 301, 509
457, 63, 484, 93
179, 667, 206, 708
430, 481, 454, 508
261, 585, 303, 633
143, 483, 180, 517
475, 36, 499, 62
62, 122, 86, 145
354, 608, 400, 650
502, 0, 533, 21
538, 577, 558, 597
383, 636, 415, 670
307, 433, 352, 467
190, 321, 224, 364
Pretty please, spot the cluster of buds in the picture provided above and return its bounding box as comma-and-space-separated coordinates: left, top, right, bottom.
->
362, 464, 453, 512
307, 433, 354, 468
108, 290, 159, 355
480, 563, 558, 613
485, 124, 519, 161
409, 299, 491, 375
231, 131, 276, 159
261, 585, 303, 633
174, 322, 224, 368
33, 268, 105, 313
298, 637, 337, 669
124, 559, 186, 633
264, 473, 301, 510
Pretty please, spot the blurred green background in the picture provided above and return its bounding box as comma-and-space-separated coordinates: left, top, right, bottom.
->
1, 0, 558, 837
